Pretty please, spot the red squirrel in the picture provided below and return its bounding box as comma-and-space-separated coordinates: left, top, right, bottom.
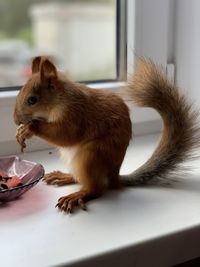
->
14, 56, 200, 212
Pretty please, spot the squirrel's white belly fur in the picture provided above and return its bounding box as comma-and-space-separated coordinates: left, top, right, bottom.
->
59, 146, 79, 179
59, 145, 109, 188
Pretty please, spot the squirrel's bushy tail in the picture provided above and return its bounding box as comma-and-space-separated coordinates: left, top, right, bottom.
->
120, 58, 200, 185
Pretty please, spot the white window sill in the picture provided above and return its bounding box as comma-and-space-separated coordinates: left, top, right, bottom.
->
1, 133, 200, 267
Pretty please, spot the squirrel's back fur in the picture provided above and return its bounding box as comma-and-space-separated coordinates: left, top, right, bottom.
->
120, 59, 200, 185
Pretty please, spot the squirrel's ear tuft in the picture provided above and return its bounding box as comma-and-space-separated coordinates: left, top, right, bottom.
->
32, 56, 42, 74
40, 59, 57, 82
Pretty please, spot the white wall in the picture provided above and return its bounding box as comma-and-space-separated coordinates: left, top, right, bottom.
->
174, 0, 200, 107
134, 0, 169, 65
129, 0, 170, 124
132, 0, 200, 125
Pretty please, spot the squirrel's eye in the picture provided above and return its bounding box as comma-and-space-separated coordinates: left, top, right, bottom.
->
27, 96, 37, 105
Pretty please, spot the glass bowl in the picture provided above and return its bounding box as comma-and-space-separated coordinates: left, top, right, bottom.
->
0, 156, 44, 202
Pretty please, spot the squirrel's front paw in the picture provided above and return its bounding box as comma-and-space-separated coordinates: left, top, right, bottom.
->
16, 123, 34, 152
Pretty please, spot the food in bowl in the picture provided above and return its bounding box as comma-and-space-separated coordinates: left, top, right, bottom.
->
0, 156, 44, 201
0, 172, 22, 190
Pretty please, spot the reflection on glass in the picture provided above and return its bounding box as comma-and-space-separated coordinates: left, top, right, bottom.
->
0, 0, 116, 87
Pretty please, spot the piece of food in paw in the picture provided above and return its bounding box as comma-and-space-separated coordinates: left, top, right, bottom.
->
16, 124, 27, 153
18, 136, 26, 153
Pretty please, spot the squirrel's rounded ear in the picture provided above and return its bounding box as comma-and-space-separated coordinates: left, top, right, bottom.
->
32, 56, 42, 74
40, 59, 57, 82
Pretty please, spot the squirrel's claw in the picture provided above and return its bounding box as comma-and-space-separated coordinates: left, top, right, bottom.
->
55, 190, 89, 213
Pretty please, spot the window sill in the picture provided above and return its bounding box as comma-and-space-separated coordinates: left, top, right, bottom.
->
1, 133, 200, 267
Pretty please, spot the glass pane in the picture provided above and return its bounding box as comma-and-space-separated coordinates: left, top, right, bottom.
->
0, 0, 116, 87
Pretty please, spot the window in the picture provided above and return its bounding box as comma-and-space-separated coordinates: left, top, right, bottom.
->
0, 0, 171, 155
0, 0, 126, 90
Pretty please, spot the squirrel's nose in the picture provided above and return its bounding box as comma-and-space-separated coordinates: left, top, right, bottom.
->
13, 110, 21, 126
14, 116, 21, 126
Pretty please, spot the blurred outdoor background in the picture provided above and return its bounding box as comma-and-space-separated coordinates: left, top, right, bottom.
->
0, 0, 116, 87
